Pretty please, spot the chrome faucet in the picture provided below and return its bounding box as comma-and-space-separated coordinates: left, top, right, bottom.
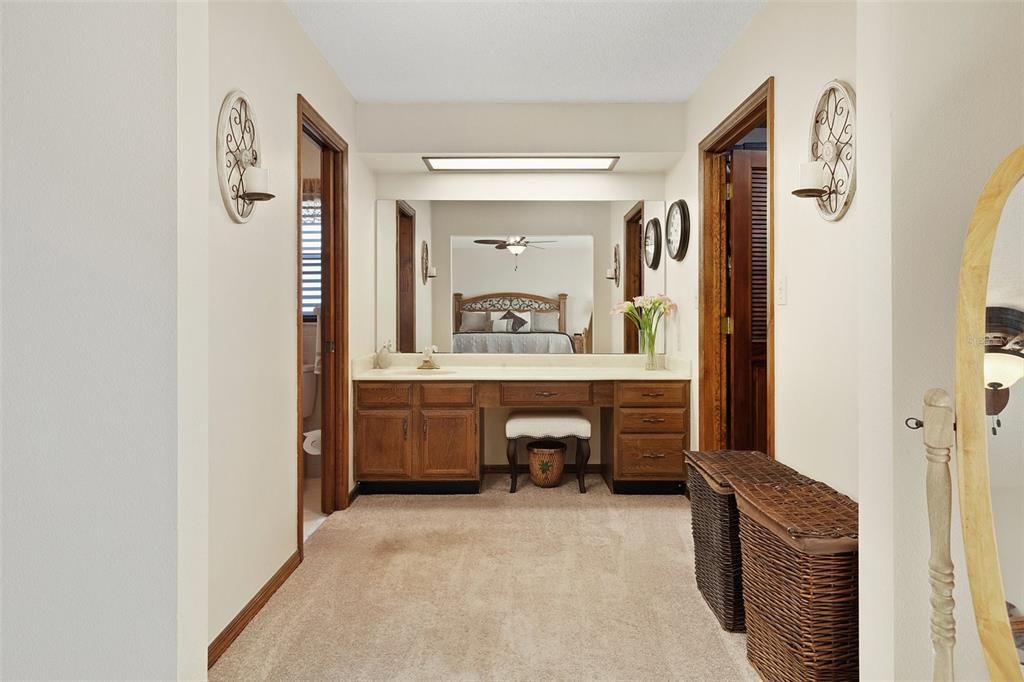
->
418, 345, 440, 370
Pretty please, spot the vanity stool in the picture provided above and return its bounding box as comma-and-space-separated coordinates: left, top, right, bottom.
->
505, 411, 592, 493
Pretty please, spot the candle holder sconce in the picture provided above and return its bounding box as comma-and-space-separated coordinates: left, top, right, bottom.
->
217, 90, 274, 223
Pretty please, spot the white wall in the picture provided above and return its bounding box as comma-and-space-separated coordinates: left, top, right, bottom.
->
176, 0, 210, 678
376, 172, 665, 203
429, 201, 613, 352
1, 2, 179, 677
663, 1, 860, 499
451, 237, 594, 335
207, 0, 376, 645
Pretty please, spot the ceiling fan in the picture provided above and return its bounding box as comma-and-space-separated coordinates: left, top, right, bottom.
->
473, 236, 556, 255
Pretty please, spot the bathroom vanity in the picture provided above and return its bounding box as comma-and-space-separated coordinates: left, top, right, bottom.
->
352, 360, 690, 494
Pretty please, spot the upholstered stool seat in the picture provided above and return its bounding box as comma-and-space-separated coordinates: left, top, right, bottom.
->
505, 411, 592, 493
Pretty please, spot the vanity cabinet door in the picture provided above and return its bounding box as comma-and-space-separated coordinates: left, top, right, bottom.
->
418, 409, 478, 479
354, 409, 414, 479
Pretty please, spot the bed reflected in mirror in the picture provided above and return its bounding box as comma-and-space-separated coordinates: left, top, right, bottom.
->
375, 200, 667, 355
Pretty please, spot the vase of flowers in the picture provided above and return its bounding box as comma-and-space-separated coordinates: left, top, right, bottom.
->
612, 294, 676, 370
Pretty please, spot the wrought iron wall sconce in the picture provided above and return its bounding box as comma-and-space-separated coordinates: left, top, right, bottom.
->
216, 90, 275, 224
791, 80, 856, 221
605, 244, 621, 286
421, 241, 437, 283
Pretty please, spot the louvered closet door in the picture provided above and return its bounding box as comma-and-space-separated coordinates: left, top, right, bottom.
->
728, 150, 769, 452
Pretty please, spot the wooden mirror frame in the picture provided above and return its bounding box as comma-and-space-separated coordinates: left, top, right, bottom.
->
955, 144, 1024, 681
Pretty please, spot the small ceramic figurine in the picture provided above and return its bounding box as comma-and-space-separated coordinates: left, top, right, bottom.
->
374, 341, 393, 369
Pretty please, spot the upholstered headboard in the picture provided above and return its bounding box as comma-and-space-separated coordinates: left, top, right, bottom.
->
453, 292, 567, 333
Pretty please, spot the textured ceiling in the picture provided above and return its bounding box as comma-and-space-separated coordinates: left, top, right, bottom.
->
288, 1, 763, 103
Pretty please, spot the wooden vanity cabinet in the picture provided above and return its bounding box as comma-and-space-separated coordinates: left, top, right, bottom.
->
354, 409, 414, 479
354, 382, 480, 484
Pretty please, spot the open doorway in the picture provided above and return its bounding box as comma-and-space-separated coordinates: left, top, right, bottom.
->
296, 95, 350, 556
396, 200, 417, 352
698, 78, 775, 456
623, 201, 644, 353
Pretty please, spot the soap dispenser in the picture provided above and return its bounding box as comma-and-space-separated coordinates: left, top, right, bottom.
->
374, 341, 393, 369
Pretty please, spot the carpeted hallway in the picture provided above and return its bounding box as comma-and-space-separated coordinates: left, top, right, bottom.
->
210, 475, 755, 681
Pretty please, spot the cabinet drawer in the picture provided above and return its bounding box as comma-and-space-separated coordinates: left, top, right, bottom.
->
421, 382, 476, 407
618, 382, 687, 407
618, 435, 687, 479
356, 382, 412, 407
500, 382, 592, 406
619, 407, 688, 434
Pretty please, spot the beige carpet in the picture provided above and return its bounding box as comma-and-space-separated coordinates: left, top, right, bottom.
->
210, 475, 756, 681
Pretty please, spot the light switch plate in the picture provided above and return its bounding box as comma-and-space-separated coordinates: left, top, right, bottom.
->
776, 276, 788, 305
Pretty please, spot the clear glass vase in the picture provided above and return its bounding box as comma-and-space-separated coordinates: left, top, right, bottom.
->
639, 328, 658, 370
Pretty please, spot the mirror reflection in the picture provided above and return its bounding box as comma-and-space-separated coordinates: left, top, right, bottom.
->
375, 200, 667, 354
985, 179, 1024, 660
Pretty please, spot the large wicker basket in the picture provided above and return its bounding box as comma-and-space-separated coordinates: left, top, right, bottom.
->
685, 451, 809, 632
732, 481, 859, 681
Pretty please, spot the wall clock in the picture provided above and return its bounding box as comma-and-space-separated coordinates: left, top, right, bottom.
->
644, 218, 662, 270
666, 200, 690, 261
421, 240, 430, 285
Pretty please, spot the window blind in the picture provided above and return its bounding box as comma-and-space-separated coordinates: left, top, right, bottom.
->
301, 192, 322, 316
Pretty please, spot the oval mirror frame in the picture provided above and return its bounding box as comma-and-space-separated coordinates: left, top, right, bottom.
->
955, 144, 1024, 681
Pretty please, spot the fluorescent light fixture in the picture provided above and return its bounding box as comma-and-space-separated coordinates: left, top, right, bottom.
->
423, 156, 619, 172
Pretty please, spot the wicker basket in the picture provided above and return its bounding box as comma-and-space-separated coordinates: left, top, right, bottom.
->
685, 451, 810, 632
527, 440, 566, 487
732, 481, 859, 681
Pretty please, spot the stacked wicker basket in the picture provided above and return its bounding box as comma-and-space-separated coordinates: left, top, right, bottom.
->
685, 450, 859, 681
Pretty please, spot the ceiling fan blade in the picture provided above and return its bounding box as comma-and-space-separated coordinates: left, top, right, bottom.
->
525, 240, 557, 244
474, 239, 506, 245
526, 244, 546, 250
495, 243, 508, 250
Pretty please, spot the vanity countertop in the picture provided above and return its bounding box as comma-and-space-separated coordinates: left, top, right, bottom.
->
352, 355, 691, 382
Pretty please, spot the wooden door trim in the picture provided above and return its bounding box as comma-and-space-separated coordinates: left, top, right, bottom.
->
296, 94, 350, 564
395, 200, 416, 353
623, 200, 644, 353
697, 77, 775, 456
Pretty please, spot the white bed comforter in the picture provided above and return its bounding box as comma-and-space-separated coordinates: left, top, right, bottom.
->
452, 332, 575, 354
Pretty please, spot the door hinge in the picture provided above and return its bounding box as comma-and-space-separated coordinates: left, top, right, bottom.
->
721, 316, 734, 335
724, 183, 733, 201
325, 341, 336, 353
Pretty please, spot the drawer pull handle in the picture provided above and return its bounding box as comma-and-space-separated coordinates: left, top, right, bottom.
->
641, 417, 666, 423
535, 391, 559, 398
641, 392, 665, 398
402, 417, 408, 439
641, 452, 667, 459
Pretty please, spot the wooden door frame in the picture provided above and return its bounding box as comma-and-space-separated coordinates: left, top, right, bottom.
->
698, 77, 775, 456
623, 200, 644, 353
395, 200, 417, 353
296, 94, 350, 561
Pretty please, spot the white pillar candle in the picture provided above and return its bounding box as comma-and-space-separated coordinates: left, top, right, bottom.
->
605, 268, 616, 280
243, 166, 269, 195
427, 266, 437, 278
798, 161, 824, 190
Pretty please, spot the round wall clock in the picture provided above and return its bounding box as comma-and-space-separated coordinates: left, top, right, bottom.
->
666, 199, 690, 261
421, 241, 430, 285
644, 218, 662, 270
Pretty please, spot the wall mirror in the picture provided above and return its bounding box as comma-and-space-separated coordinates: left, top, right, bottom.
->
956, 145, 1024, 680
375, 200, 667, 355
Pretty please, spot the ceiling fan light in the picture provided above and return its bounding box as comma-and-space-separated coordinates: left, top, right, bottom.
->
507, 244, 527, 255
984, 350, 1024, 390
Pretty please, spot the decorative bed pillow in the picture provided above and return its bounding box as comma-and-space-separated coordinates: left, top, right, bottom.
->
459, 311, 488, 332
531, 311, 560, 332
501, 310, 531, 333
489, 311, 511, 332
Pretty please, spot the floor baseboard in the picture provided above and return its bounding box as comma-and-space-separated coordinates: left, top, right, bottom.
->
208, 549, 301, 668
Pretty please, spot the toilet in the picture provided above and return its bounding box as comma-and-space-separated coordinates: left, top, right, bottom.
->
302, 363, 322, 478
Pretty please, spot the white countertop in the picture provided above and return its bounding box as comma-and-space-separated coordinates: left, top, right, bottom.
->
352, 354, 691, 382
